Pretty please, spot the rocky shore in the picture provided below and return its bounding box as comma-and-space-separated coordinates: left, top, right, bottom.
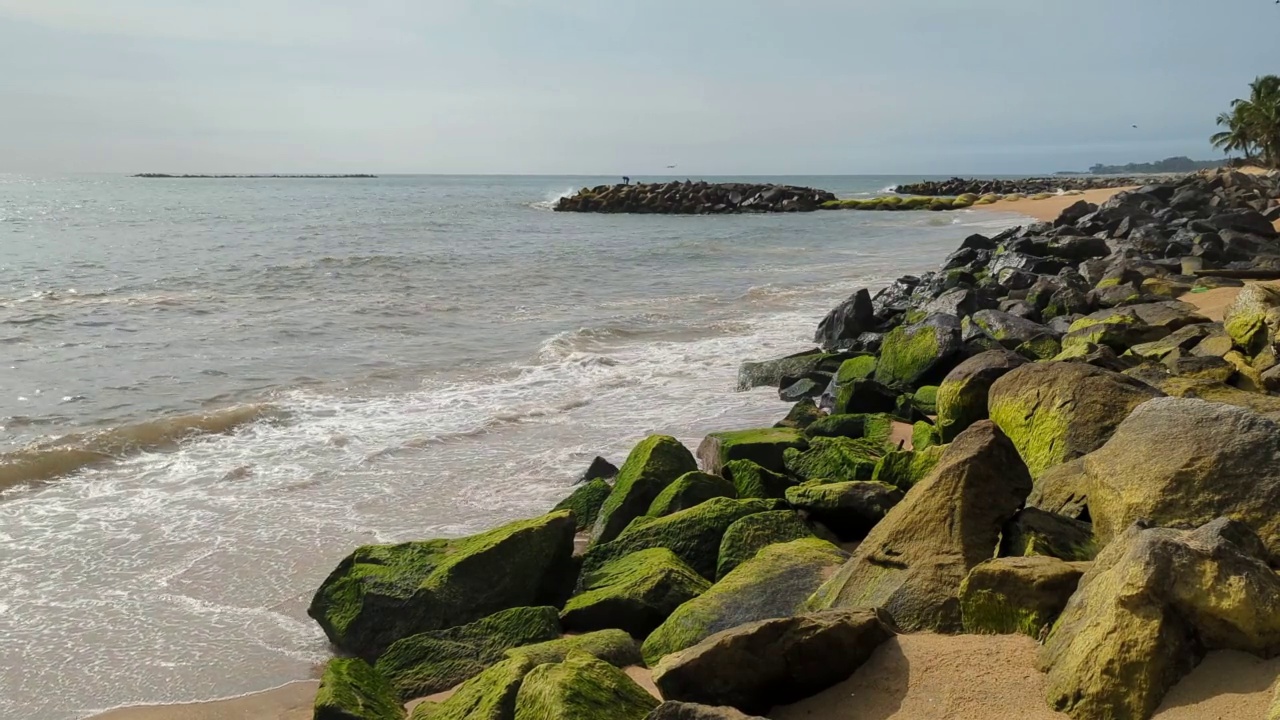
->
554, 182, 835, 214
893, 175, 1173, 196
302, 168, 1280, 720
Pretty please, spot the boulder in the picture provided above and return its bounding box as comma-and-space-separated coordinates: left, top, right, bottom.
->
987, 362, 1163, 477
652, 609, 893, 715
870, 445, 946, 491
560, 548, 709, 638
1061, 309, 1171, 354
721, 460, 794, 500
935, 349, 1026, 442
784, 481, 903, 540
773, 398, 822, 430
503, 629, 642, 668
827, 377, 902, 415
833, 355, 878, 383
375, 606, 560, 700
594, 435, 699, 544
874, 314, 964, 389
647, 472, 737, 517
407, 657, 532, 720
553, 478, 612, 532
782, 436, 885, 482
642, 538, 849, 666
814, 290, 875, 350
646, 702, 766, 720
1223, 283, 1280, 355
1000, 507, 1095, 561
803, 412, 896, 444
967, 310, 1057, 349
1040, 519, 1280, 720
1126, 323, 1211, 361
808, 421, 1032, 632
958, 556, 1086, 638
315, 658, 406, 720
513, 651, 658, 720
309, 511, 577, 660
578, 456, 618, 484
696, 428, 807, 476
737, 350, 838, 391
716, 510, 816, 579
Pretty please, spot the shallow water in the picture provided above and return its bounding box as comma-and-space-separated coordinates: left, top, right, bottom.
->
0, 174, 1025, 718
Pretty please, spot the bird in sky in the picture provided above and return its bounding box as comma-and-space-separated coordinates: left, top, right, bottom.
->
666, 164, 677, 169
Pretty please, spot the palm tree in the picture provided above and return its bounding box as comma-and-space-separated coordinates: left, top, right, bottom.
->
1212, 75, 1280, 168
1211, 110, 1255, 160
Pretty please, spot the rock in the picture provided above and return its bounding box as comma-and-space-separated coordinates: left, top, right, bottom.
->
594, 435, 698, 543
828, 377, 901, 415
1208, 208, 1279, 237
808, 421, 1032, 632
803, 412, 896, 444
1223, 283, 1280, 355
1061, 308, 1172, 354
554, 478, 612, 532
773, 398, 822, 430
315, 658, 406, 720
1040, 519, 1280, 720
737, 350, 840, 391
784, 481, 903, 540
375, 606, 560, 700
968, 310, 1057, 349
408, 656, 532, 720
309, 511, 577, 660
958, 556, 1086, 637
721, 460, 794, 500
782, 436, 885, 482
935, 349, 1026, 442
579, 456, 618, 484
815, 290, 875, 350
909, 385, 939, 415
870, 445, 946, 491
1055, 200, 1098, 227
716, 510, 816, 579
874, 314, 964, 389
651, 609, 893, 715
513, 651, 658, 720
642, 538, 849, 666
645, 702, 767, 720
696, 428, 807, 476
647, 472, 737, 517
503, 629, 642, 668
921, 287, 984, 318
778, 375, 826, 402
581, 497, 777, 581
833, 355, 878, 384
1000, 507, 1095, 561
987, 362, 1163, 477
1126, 323, 1211, 360
560, 548, 709, 638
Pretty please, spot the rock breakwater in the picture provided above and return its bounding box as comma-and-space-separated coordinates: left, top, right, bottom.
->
554, 182, 836, 214
893, 175, 1173, 197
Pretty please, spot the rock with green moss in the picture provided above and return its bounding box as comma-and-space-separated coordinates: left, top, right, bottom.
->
968, 310, 1056, 350
987, 361, 1162, 478
874, 314, 964, 389
1061, 308, 1171, 354
695, 428, 807, 476
715, 510, 817, 579
871, 445, 946, 491
736, 350, 842, 391
513, 651, 658, 720
935, 350, 1025, 442
375, 606, 560, 700
409, 656, 532, 720
721, 459, 794, 500
836, 355, 878, 384
910, 385, 939, 414
560, 548, 710, 637
309, 511, 577, 660
773, 398, 823, 430
581, 497, 777, 581
553, 479, 612, 532
1000, 507, 1096, 562
1016, 334, 1062, 361
783, 435, 885, 482
315, 657, 406, 720
784, 481, 902, 540
911, 421, 940, 451
802, 413, 895, 447
642, 538, 849, 666
832, 378, 902, 415
959, 556, 1086, 637
504, 628, 643, 668
1127, 324, 1212, 361
593, 436, 699, 544
1223, 283, 1280, 355
646, 472, 737, 517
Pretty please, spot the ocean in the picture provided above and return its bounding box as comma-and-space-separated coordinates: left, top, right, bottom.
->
0, 174, 1026, 718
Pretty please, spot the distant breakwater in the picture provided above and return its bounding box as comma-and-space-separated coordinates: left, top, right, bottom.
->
133, 173, 378, 179
554, 181, 836, 214
891, 175, 1177, 197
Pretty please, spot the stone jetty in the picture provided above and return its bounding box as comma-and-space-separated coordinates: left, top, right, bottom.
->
893, 175, 1168, 197
554, 181, 836, 214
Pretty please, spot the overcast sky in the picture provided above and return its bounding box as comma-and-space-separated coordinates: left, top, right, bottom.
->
0, 0, 1275, 175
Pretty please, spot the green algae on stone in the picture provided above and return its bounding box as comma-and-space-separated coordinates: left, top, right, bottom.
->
802, 413, 896, 448
836, 355, 878, 384
722, 459, 795, 500
553, 478, 612, 532
784, 481, 903, 540
910, 385, 939, 414
911, 421, 940, 451
409, 656, 533, 720
593, 435, 698, 544
716, 510, 817, 579
1000, 507, 1096, 562
560, 548, 710, 637
958, 556, 1085, 638
315, 657, 406, 720
871, 445, 946, 491
695, 427, 807, 475
375, 606, 560, 700
1015, 335, 1061, 361
783, 436, 884, 482
875, 323, 943, 389
503, 629, 643, 668
646, 472, 737, 517
774, 398, 823, 430
513, 651, 658, 720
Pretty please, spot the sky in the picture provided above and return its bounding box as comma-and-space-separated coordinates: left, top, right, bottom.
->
0, 0, 1276, 175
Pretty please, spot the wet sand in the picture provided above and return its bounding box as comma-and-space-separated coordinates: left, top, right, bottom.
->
972, 187, 1135, 223
1181, 280, 1280, 322
89, 682, 317, 720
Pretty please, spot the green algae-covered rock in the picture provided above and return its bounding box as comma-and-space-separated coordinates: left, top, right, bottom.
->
1016, 334, 1062, 361
315, 657, 406, 720
715, 511, 816, 579
503, 628, 642, 668
594, 435, 698, 544
782, 435, 884, 482
560, 548, 710, 637
871, 445, 946, 491
1127, 324, 1212, 361
784, 481, 902, 540
773, 398, 823, 430
736, 351, 841, 392
409, 656, 532, 720
910, 421, 940, 451
553, 479, 612, 532
836, 355, 878, 384
1224, 283, 1280, 355
802, 413, 896, 447
1000, 507, 1096, 562
959, 556, 1085, 637
642, 538, 849, 666
309, 511, 577, 660
695, 427, 807, 476
1061, 308, 1170, 354
721, 459, 794, 500
910, 385, 939, 414
935, 350, 1025, 442
581, 497, 777, 581
987, 361, 1162, 478
874, 314, 964, 389
833, 378, 902, 415
513, 651, 658, 720
647, 472, 737, 517
375, 606, 560, 700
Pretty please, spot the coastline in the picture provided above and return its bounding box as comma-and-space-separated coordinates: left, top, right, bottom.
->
88, 682, 317, 720
971, 186, 1137, 222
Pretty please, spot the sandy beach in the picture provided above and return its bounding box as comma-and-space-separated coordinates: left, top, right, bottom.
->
972, 186, 1137, 222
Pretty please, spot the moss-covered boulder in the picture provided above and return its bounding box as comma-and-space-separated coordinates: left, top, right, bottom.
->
721, 459, 794, 500
504, 629, 642, 668
1040, 519, 1280, 720
309, 511, 577, 659
715, 511, 817, 579
1000, 507, 1095, 561
784, 481, 902, 540
408, 656, 532, 720
695, 428, 807, 476
1127, 324, 1212, 361
968, 310, 1056, 350
553, 479, 612, 532
909, 385, 939, 414
651, 609, 893, 715
835, 355, 877, 383
1060, 308, 1171, 354
959, 556, 1086, 638
642, 538, 849, 666
808, 421, 1032, 632
647, 472, 736, 517
782, 436, 885, 482
935, 350, 1025, 442
910, 421, 940, 450
802, 412, 895, 446
773, 398, 822, 430
1223, 283, 1280, 355
315, 658, 406, 720
870, 445, 946, 491
594, 435, 698, 544
736, 350, 841, 391
560, 548, 710, 637
874, 314, 964, 389
375, 606, 560, 700
831, 378, 902, 415
513, 651, 658, 720
581, 497, 776, 582
646, 702, 767, 720
987, 362, 1162, 478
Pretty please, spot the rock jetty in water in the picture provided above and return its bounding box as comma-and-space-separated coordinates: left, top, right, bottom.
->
893, 175, 1166, 196
554, 182, 836, 214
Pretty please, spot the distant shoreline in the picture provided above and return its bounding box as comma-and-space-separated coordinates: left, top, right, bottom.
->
132, 174, 377, 179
